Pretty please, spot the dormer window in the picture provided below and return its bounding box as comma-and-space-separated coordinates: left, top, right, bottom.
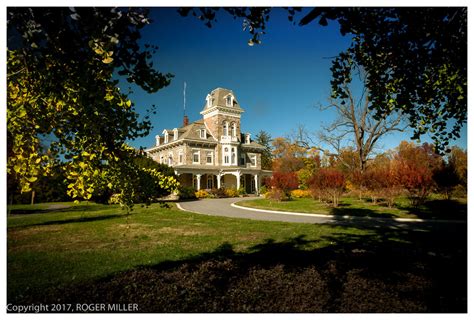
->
206, 94, 213, 108
173, 128, 178, 141
164, 131, 169, 143
226, 95, 233, 107
199, 129, 207, 139
155, 135, 160, 146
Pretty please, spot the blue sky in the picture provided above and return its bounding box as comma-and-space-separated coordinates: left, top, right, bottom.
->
124, 7, 467, 152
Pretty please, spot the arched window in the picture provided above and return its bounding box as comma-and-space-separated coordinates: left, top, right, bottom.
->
168, 154, 173, 166
223, 121, 229, 136
231, 122, 236, 137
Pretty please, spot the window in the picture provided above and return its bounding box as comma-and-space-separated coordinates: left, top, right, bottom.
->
231, 122, 236, 137
206, 151, 213, 165
173, 129, 178, 141
226, 95, 232, 106
240, 153, 246, 166
206, 94, 212, 108
250, 154, 257, 167
224, 147, 229, 164
200, 129, 207, 139
160, 155, 164, 164
168, 154, 173, 166
164, 131, 169, 143
231, 147, 236, 165
223, 121, 229, 136
178, 151, 183, 164
193, 150, 200, 164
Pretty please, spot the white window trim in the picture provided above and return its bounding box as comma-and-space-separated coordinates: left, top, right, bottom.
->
164, 132, 169, 144
223, 121, 229, 136
168, 153, 173, 166
192, 149, 200, 164
173, 128, 178, 141
178, 150, 184, 165
231, 122, 236, 137
249, 153, 257, 167
200, 129, 207, 139
206, 151, 214, 165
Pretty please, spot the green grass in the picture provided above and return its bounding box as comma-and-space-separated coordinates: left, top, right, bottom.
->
7, 201, 368, 302
237, 196, 467, 220
7, 200, 467, 312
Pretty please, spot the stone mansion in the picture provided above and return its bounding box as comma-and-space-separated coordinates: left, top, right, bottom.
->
145, 88, 272, 194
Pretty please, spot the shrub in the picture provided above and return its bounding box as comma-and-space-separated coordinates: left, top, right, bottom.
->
291, 189, 312, 199
195, 189, 210, 199
267, 172, 299, 199
395, 163, 433, 207
237, 187, 246, 196
178, 186, 197, 200
108, 193, 121, 204
266, 188, 290, 201
259, 185, 268, 195
308, 169, 345, 207
225, 188, 240, 198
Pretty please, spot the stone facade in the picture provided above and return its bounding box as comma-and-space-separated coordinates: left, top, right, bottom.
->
145, 88, 271, 193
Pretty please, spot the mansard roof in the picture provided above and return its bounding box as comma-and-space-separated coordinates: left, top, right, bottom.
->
202, 87, 244, 111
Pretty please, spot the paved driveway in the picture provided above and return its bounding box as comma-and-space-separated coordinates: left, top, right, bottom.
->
177, 197, 466, 229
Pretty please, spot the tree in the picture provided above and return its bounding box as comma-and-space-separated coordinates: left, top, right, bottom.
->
271, 137, 306, 173
181, 7, 466, 153
267, 172, 299, 201
7, 7, 175, 207
318, 64, 406, 173
254, 130, 273, 170
393, 141, 440, 206
308, 168, 345, 207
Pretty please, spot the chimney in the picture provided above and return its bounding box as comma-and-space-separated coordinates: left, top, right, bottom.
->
183, 115, 189, 126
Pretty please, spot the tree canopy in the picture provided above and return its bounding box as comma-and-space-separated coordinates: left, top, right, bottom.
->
181, 7, 466, 153
7, 7, 177, 206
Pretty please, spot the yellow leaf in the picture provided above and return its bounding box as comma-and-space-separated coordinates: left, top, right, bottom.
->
14, 165, 21, 173
102, 57, 114, 64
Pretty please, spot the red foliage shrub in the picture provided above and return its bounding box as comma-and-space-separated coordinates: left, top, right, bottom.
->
308, 169, 345, 207
267, 171, 299, 200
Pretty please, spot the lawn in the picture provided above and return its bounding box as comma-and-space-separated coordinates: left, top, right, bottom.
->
236, 196, 467, 220
7, 201, 467, 312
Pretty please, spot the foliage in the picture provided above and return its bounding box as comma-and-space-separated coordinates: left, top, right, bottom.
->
265, 189, 290, 202
308, 168, 345, 207
7, 7, 173, 207
271, 137, 306, 173
290, 189, 312, 199
195, 189, 210, 199
178, 186, 197, 200
267, 172, 299, 200
224, 188, 240, 198
254, 130, 273, 170
363, 166, 401, 208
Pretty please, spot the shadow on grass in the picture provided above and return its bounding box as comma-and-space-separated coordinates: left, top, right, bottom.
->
400, 199, 467, 221
330, 206, 397, 219
29, 214, 126, 227
11, 220, 467, 313
9, 205, 105, 215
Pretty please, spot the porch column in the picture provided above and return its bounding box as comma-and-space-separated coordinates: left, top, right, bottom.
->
195, 174, 202, 190
254, 174, 259, 195
235, 171, 241, 190
217, 174, 222, 189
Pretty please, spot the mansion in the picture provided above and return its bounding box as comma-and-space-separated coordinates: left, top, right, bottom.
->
145, 88, 272, 194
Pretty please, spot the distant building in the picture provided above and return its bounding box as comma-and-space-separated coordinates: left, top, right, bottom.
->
145, 88, 272, 193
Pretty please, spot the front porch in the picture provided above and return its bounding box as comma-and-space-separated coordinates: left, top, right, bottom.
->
175, 169, 271, 195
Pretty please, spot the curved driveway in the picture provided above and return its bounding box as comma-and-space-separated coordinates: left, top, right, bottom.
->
177, 197, 466, 229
